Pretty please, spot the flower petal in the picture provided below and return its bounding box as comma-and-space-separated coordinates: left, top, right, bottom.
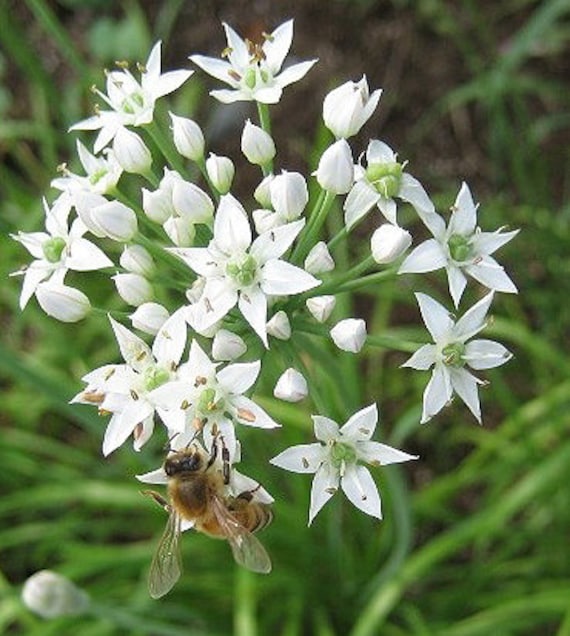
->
453, 292, 494, 341
309, 462, 339, 525
214, 195, 251, 253
465, 256, 518, 294
449, 367, 482, 422
217, 360, 260, 394
398, 239, 447, 274
447, 265, 468, 308
261, 259, 320, 296
415, 293, 454, 342
344, 180, 380, 229
231, 395, 280, 428
251, 219, 305, 262
312, 415, 340, 442
402, 343, 437, 370
422, 366, 452, 423
270, 443, 325, 473
340, 403, 378, 441
357, 441, 418, 466
238, 285, 268, 346
341, 464, 381, 519
464, 339, 512, 370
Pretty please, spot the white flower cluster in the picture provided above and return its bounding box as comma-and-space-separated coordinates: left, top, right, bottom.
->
12, 20, 518, 525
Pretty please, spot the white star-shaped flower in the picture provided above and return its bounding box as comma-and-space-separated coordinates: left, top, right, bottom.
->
403, 292, 513, 423
71, 42, 193, 152
72, 314, 188, 455
344, 140, 435, 228
170, 194, 320, 347
270, 404, 417, 524
11, 195, 112, 310
190, 20, 317, 104
149, 339, 280, 460
399, 182, 519, 307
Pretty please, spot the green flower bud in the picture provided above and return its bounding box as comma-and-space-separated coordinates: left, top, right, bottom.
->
447, 234, 473, 263
42, 237, 66, 263
366, 161, 403, 198
442, 342, 465, 367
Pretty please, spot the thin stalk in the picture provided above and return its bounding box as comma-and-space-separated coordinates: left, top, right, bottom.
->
144, 120, 186, 175
234, 569, 257, 636
257, 102, 274, 176
292, 190, 336, 264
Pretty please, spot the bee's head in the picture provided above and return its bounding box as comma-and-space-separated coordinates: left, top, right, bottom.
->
164, 446, 204, 476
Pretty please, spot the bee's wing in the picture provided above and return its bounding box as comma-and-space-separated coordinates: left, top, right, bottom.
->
148, 510, 183, 599
211, 496, 272, 574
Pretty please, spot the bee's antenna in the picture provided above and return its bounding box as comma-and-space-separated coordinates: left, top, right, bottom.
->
163, 431, 180, 453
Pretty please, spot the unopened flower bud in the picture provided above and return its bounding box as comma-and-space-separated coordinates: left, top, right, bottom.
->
330, 318, 367, 353
91, 200, 138, 242
266, 310, 291, 340
113, 128, 152, 174
113, 273, 153, 306
315, 139, 354, 194
36, 283, 91, 322
241, 119, 276, 166
371, 223, 411, 264
22, 570, 89, 619
323, 76, 382, 139
274, 368, 308, 402
172, 180, 214, 225
270, 171, 308, 221
254, 175, 274, 208
252, 208, 277, 234
120, 245, 155, 276
186, 276, 205, 303
130, 302, 170, 335
163, 216, 196, 247
304, 241, 335, 275
142, 187, 173, 224
206, 153, 234, 194
306, 295, 336, 323
212, 329, 247, 361
170, 112, 205, 161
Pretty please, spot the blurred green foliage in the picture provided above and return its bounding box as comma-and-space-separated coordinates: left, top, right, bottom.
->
1, 0, 569, 634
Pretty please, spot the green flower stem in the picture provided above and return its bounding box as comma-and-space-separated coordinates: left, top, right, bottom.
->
257, 102, 274, 176
335, 266, 397, 294
349, 442, 570, 636
144, 120, 186, 175
135, 232, 194, 281
365, 333, 421, 353
142, 168, 159, 189
291, 189, 335, 265
327, 226, 348, 253
234, 568, 258, 636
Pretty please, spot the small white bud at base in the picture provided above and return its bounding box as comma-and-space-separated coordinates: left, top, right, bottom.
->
274, 368, 308, 402
306, 295, 336, 323
186, 276, 206, 304
266, 310, 291, 340
113, 128, 152, 175
142, 187, 174, 224
91, 201, 138, 242
171, 181, 214, 225
304, 241, 335, 275
370, 224, 412, 264
170, 112, 205, 161
113, 273, 153, 307
130, 302, 169, 335
270, 171, 308, 221
254, 175, 274, 208
330, 318, 367, 353
206, 153, 235, 194
22, 570, 89, 619
36, 283, 91, 322
212, 329, 247, 361
164, 216, 196, 247
315, 139, 354, 194
120, 245, 155, 277
241, 119, 276, 166
252, 208, 278, 234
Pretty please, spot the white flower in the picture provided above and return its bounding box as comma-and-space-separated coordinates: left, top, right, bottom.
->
253, 171, 309, 232
113, 272, 153, 306
190, 20, 317, 104
270, 404, 417, 524
371, 224, 412, 264
112, 127, 152, 174
330, 318, 366, 353
402, 292, 512, 423
51, 140, 122, 196
399, 182, 519, 307
36, 279, 91, 322
150, 340, 280, 458
170, 112, 205, 161
273, 368, 307, 402
72, 315, 187, 455
142, 170, 178, 223
241, 119, 276, 166
306, 295, 336, 323
22, 570, 89, 619
344, 140, 435, 228
70, 42, 193, 152
315, 139, 354, 194
164, 216, 195, 247
206, 153, 235, 194
266, 310, 291, 340
304, 242, 335, 275
120, 245, 155, 277
171, 194, 320, 347
323, 76, 382, 139
130, 302, 170, 335
212, 328, 247, 361
11, 196, 111, 309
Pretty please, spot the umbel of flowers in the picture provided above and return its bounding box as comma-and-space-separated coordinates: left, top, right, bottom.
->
12, 21, 517, 533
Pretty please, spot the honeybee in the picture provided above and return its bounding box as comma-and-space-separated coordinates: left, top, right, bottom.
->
144, 438, 273, 599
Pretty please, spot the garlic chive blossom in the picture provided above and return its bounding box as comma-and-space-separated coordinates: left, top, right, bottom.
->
402, 292, 513, 423
270, 404, 417, 524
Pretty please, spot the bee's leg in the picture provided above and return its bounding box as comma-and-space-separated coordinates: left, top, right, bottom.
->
206, 430, 219, 469
236, 483, 261, 502
220, 435, 231, 485
141, 489, 171, 513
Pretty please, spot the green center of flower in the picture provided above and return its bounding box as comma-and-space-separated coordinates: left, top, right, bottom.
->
447, 234, 473, 263
143, 365, 170, 391
329, 440, 357, 469
365, 161, 403, 198
121, 91, 144, 114
442, 343, 465, 367
196, 387, 224, 416
89, 167, 108, 186
226, 254, 258, 287
42, 237, 66, 263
